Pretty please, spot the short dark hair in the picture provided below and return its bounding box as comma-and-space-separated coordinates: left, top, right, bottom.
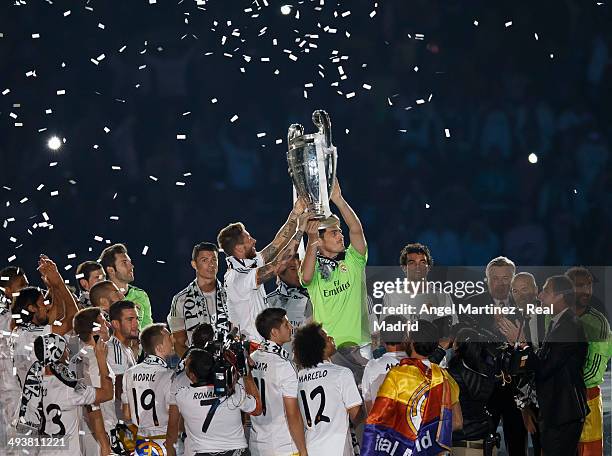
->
565, 266, 593, 284
90, 280, 119, 308
76, 261, 104, 290
409, 320, 439, 357
73, 307, 103, 342
399, 243, 433, 267
108, 300, 136, 322
98, 243, 128, 273
256, 308, 287, 340
11, 287, 43, 325
192, 242, 219, 262
140, 323, 168, 355
217, 223, 245, 256
546, 275, 576, 308
293, 323, 326, 369
380, 315, 408, 345
0, 266, 25, 289
191, 323, 215, 349
187, 349, 215, 384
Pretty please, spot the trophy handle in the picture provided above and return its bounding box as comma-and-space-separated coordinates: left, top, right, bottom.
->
288, 123, 304, 143
312, 110, 332, 148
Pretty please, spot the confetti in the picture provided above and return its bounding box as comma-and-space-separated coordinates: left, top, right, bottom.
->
444, 129, 451, 138
56, 89, 66, 95
176, 134, 187, 140
230, 114, 239, 122
142, 246, 149, 255
8, 255, 16, 263
32, 33, 40, 39
505, 21, 512, 27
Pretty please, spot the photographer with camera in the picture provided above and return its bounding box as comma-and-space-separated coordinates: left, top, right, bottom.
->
448, 326, 498, 455
166, 348, 262, 456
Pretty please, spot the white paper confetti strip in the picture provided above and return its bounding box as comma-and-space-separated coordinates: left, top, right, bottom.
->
142, 246, 149, 255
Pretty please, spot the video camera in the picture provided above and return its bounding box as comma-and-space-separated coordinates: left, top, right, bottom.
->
204, 327, 250, 397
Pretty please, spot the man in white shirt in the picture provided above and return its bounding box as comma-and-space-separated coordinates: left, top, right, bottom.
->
71, 307, 116, 456
265, 255, 312, 357
75, 261, 106, 308
250, 308, 307, 455
107, 300, 139, 420
166, 349, 262, 456
168, 242, 230, 357
11, 256, 80, 390
0, 266, 28, 448
24, 333, 113, 456
362, 316, 407, 414
217, 199, 308, 343
89, 280, 125, 316
293, 323, 363, 456
122, 323, 175, 455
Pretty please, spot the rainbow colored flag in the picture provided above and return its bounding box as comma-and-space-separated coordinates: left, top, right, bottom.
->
362, 358, 458, 456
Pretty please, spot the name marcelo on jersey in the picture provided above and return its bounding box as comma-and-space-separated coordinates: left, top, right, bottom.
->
298, 369, 328, 383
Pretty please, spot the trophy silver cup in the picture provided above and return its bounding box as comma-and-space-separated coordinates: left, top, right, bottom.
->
287, 110, 337, 219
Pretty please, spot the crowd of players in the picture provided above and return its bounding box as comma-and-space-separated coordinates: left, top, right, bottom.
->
0, 179, 610, 456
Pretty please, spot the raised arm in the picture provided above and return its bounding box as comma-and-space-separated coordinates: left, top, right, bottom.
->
260, 198, 306, 263
244, 371, 263, 416
93, 339, 114, 405
330, 179, 366, 255
39, 256, 79, 335
256, 213, 308, 286
300, 220, 321, 286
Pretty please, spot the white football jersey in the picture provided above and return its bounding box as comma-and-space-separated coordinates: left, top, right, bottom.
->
0, 302, 21, 430
0, 301, 13, 361
40, 375, 97, 456
361, 351, 406, 403
172, 378, 256, 453
265, 282, 312, 358
224, 254, 268, 342
71, 345, 117, 433
122, 356, 173, 437
106, 336, 136, 376
297, 362, 362, 456
11, 324, 51, 388
250, 344, 299, 455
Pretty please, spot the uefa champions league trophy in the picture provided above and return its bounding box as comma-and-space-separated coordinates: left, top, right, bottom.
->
287, 110, 337, 219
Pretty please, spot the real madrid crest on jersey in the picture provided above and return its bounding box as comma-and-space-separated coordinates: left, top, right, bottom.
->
339, 262, 348, 272
135, 438, 166, 456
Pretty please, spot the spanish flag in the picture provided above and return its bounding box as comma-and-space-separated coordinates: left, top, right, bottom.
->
362, 358, 458, 456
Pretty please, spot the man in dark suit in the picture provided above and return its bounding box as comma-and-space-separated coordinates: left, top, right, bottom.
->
525, 275, 588, 456
460, 256, 519, 341
461, 256, 528, 456
498, 272, 546, 456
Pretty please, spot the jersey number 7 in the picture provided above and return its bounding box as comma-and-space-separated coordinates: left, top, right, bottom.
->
199, 398, 221, 433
